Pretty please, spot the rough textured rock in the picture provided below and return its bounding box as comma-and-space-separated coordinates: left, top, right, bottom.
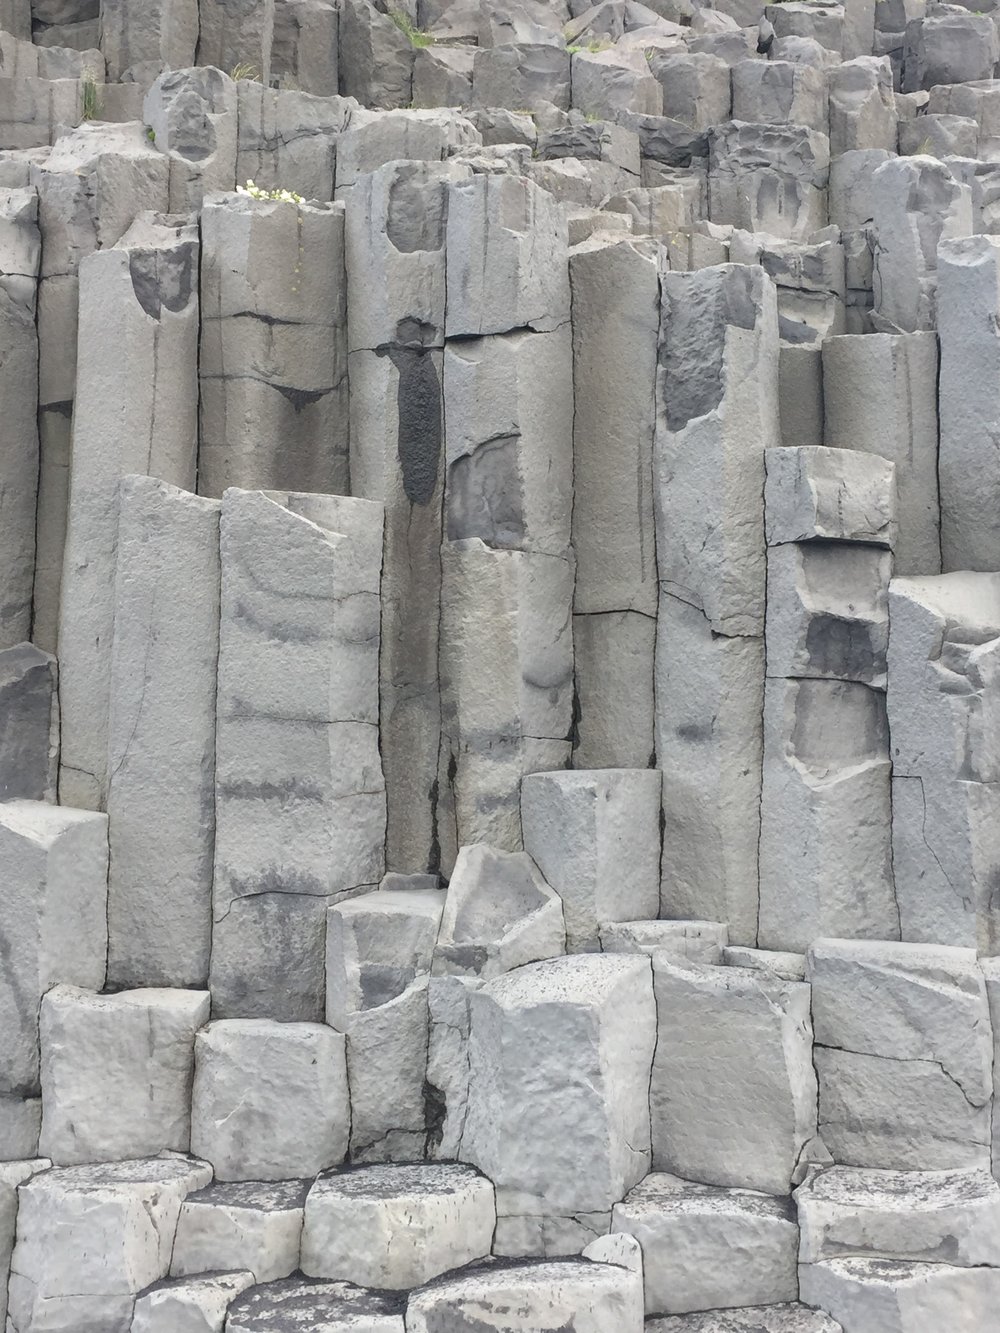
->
132, 1272, 256, 1333
0, 645, 57, 802
171, 1179, 307, 1283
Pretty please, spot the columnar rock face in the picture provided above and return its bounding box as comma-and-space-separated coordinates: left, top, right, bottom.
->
199, 195, 348, 501
57, 213, 198, 811
211, 489, 384, 1020
654, 262, 779, 944
4, 4, 1000, 1327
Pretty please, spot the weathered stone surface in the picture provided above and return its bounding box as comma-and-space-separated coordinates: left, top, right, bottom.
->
7, 1156, 211, 1333
235, 83, 347, 201
199, 195, 348, 500
100, 0, 198, 82
651, 958, 818, 1195
210, 489, 384, 1021
0, 1099, 40, 1161
795, 1165, 1000, 1266
710, 123, 830, 240
433, 844, 565, 978
406, 1253, 645, 1332
38, 985, 208, 1165
106, 477, 219, 989
808, 940, 993, 1170
613, 1173, 798, 1315
822, 333, 939, 576
132, 1271, 256, 1333
601, 919, 728, 964
799, 1257, 1000, 1333
462, 955, 655, 1235
271, 0, 339, 96
171, 1179, 308, 1283
0, 644, 57, 801
472, 43, 572, 113
764, 446, 896, 550
521, 769, 660, 952
213, 1276, 407, 1333
0, 803, 107, 1098
0, 1159, 46, 1327
573, 609, 656, 769
301, 1163, 495, 1288
143, 67, 237, 212
191, 1020, 348, 1181
339, 0, 413, 110
445, 172, 570, 337
647, 1309, 843, 1332
197, 0, 274, 86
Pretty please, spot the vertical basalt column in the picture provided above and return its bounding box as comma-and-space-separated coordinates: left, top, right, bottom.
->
57, 214, 198, 811
346, 160, 469, 877
196, 0, 275, 86
198, 194, 349, 500
29, 123, 169, 653
654, 262, 780, 945
0, 187, 40, 648
106, 476, 221, 990
569, 235, 659, 770
210, 488, 385, 1022
438, 173, 574, 866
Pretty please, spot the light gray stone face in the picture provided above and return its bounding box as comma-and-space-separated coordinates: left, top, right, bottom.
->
0, 187, 39, 648
709, 123, 830, 240
38, 985, 208, 1165
573, 609, 656, 769
225, 1277, 406, 1332
462, 955, 655, 1233
339, 0, 414, 110
521, 769, 660, 952
191, 1019, 348, 1181
132, 1272, 256, 1333
0, 644, 57, 801
822, 332, 940, 576
210, 489, 384, 1020
808, 940, 993, 1170
647, 1309, 843, 1333
143, 67, 237, 212
937, 234, 1000, 574
7, 1156, 212, 1333
601, 918, 728, 964
764, 446, 897, 550
799, 1257, 1000, 1333
0, 803, 107, 1098
199, 195, 348, 502
613, 1173, 799, 1316
106, 477, 220, 990
406, 1255, 645, 1332
197, 0, 275, 86
171, 1180, 308, 1283
300, 1163, 495, 1288
235, 84, 348, 201
100, 0, 199, 82
57, 214, 198, 812
650, 958, 819, 1195
433, 844, 565, 978
795, 1164, 1000, 1267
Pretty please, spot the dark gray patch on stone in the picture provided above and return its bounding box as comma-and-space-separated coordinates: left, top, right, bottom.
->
660, 267, 760, 432
804, 614, 878, 681
226, 1277, 406, 1330
386, 168, 446, 253
274, 385, 332, 413
380, 346, 442, 507
312, 1162, 483, 1200
446, 436, 525, 548
211, 892, 327, 1021
186, 1179, 310, 1210
129, 240, 196, 320
358, 962, 417, 1010
0, 644, 54, 800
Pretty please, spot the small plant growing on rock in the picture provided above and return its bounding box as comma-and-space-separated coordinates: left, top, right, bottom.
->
81, 76, 103, 121
237, 180, 304, 204
230, 61, 261, 81
388, 9, 434, 46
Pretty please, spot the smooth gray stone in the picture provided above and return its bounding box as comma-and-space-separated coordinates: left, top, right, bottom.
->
0, 644, 57, 802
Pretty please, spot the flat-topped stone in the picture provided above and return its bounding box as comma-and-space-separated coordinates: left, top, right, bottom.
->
647, 1306, 843, 1331
225, 1277, 407, 1331
171, 1179, 310, 1283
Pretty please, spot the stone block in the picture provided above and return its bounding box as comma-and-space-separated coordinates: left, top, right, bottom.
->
300, 1163, 495, 1288
143, 67, 237, 212
7, 1156, 211, 1333
462, 955, 655, 1231
205, 1275, 408, 1331
650, 958, 818, 1195
171, 1180, 308, 1282
326, 887, 444, 1028
426, 975, 480, 1161
199, 195, 348, 499
445, 172, 569, 338
210, 490, 384, 1020
573, 610, 656, 769
828, 56, 896, 155
822, 332, 939, 576
758, 678, 896, 952
799, 1257, 1000, 1333
765, 542, 892, 689
779, 345, 823, 447
438, 541, 574, 859
106, 477, 219, 989
808, 939, 993, 1170
0, 1099, 40, 1161
433, 845, 565, 978
0, 644, 57, 801
764, 446, 896, 549
38, 986, 208, 1165
271, 0, 339, 95
0, 803, 107, 1097
472, 43, 571, 112
646, 1308, 843, 1332
732, 58, 828, 127
648, 51, 731, 128
234, 83, 344, 200
406, 1254, 644, 1332
197, 0, 274, 86
339, 0, 413, 109
100, 0, 198, 82
937, 234, 1000, 572
132, 1272, 256, 1333
0, 187, 39, 648
571, 47, 662, 119
334, 109, 480, 195
795, 1164, 1000, 1266
343, 978, 430, 1164
57, 215, 198, 812
902, 11, 999, 91
612, 1173, 798, 1315
601, 919, 728, 964
0, 1159, 46, 1327
521, 769, 660, 953
191, 1019, 348, 1181
709, 123, 830, 240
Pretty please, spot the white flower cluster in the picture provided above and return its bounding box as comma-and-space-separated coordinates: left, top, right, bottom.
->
236, 180, 304, 204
